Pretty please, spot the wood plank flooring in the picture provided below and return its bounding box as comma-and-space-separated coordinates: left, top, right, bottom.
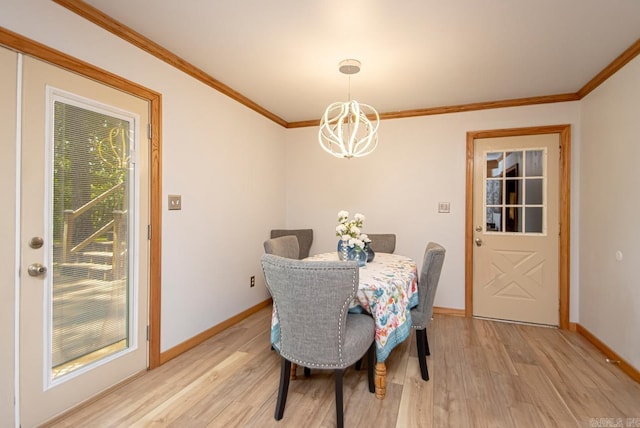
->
46, 307, 640, 427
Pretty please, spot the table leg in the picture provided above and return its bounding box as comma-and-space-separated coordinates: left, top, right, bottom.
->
290, 362, 297, 380
374, 362, 386, 399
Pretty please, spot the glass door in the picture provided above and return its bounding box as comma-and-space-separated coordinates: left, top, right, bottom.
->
20, 55, 149, 427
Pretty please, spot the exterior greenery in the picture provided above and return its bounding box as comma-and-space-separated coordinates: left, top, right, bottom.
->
53, 102, 129, 245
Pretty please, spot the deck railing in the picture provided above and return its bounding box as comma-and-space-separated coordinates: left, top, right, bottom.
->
61, 182, 126, 279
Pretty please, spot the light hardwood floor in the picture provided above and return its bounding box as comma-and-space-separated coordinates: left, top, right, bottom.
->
46, 307, 640, 427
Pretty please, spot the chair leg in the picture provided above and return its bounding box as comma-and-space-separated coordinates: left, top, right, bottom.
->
367, 342, 375, 393
334, 369, 344, 428
355, 358, 363, 371
416, 328, 429, 381
303, 367, 311, 377
424, 329, 431, 356
275, 358, 291, 420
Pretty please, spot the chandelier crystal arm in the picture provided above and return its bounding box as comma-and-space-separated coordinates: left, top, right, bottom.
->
351, 103, 379, 155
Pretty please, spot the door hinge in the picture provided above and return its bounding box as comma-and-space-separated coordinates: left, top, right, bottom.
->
147, 224, 151, 240
146, 325, 150, 341
147, 123, 152, 140
559, 141, 564, 164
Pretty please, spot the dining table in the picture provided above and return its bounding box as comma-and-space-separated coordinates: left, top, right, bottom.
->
270, 251, 419, 399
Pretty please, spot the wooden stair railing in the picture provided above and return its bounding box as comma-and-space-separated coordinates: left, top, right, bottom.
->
61, 182, 126, 278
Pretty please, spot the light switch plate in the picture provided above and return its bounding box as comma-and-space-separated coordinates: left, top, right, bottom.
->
168, 194, 182, 210
438, 202, 450, 213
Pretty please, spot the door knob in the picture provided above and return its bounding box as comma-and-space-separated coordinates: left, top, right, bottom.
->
475, 226, 482, 232
475, 238, 483, 247
28, 263, 47, 277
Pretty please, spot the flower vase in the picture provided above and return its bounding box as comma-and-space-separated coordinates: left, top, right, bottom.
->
337, 239, 349, 261
347, 246, 367, 267
364, 242, 375, 263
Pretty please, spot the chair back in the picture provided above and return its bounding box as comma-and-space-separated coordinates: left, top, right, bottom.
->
261, 254, 359, 367
414, 242, 446, 326
270, 229, 313, 259
264, 236, 300, 259
367, 233, 396, 253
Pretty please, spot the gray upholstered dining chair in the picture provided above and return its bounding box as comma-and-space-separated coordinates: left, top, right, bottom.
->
270, 229, 313, 259
260, 254, 375, 428
411, 242, 446, 381
263, 235, 300, 259
263, 235, 301, 355
367, 233, 396, 253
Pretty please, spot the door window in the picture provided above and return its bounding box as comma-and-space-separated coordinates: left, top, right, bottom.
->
49, 92, 136, 381
484, 149, 546, 234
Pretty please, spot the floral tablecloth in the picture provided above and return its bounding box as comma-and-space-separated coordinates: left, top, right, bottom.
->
270, 252, 418, 362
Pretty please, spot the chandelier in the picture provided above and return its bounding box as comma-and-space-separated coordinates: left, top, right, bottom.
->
318, 59, 380, 159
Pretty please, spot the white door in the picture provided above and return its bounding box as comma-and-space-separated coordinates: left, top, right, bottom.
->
472, 134, 559, 326
19, 55, 149, 427
0, 46, 19, 428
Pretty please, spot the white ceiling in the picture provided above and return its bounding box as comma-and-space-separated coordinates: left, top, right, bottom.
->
81, 0, 640, 124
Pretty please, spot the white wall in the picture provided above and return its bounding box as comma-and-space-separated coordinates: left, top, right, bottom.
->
158, 73, 285, 348
285, 103, 582, 316
580, 55, 640, 369
0, 0, 285, 357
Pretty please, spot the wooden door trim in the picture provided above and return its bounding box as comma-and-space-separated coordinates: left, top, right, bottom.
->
0, 26, 163, 368
465, 125, 571, 329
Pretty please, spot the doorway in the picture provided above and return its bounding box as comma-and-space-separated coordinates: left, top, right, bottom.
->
1, 28, 162, 426
18, 54, 150, 426
465, 125, 571, 329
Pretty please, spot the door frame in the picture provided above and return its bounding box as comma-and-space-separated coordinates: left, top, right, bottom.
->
0, 27, 163, 368
465, 125, 571, 329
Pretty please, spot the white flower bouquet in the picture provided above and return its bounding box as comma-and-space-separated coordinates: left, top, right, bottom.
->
336, 210, 371, 249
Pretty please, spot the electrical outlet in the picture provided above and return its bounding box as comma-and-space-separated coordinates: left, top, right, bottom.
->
250, 276, 255, 287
